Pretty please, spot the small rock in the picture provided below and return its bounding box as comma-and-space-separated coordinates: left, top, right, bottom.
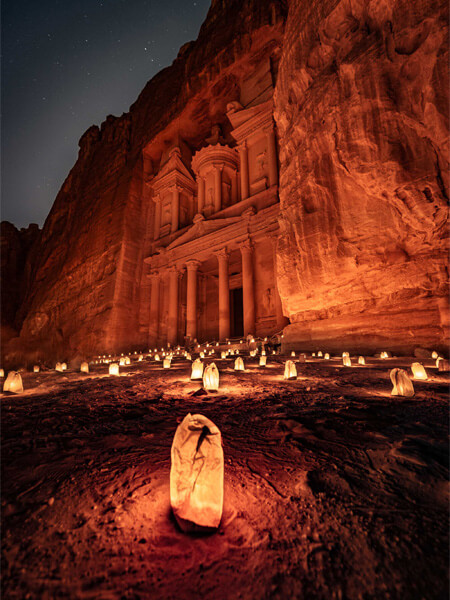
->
48, 497, 55, 506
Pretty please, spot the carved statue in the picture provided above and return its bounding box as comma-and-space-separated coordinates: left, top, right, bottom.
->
205, 124, 225, 146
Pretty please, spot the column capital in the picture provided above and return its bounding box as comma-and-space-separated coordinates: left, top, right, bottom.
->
240, 238, 253, 254
152, 194, 161, 204
213, 163, 224, 172
215, 247, 230, 262
238, 140, 248, 152
148, 270, 161, 280
186, 259, 201, 272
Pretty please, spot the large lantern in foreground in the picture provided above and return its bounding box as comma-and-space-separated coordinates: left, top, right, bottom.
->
109, 363, 119, 376
343, 356, 352, 367
203, 363, 219, 391
234, 357, 244, 371
284, 360, 297, 380
3, 371, 23, 393
390, 368, 414, 397
80, 362, 89, 373
191, 359, 204, 380
170, 413, 224, 532
411, 362, 427, 380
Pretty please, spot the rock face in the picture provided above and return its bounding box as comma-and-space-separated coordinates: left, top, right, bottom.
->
1, 222, 40, 344
274, 0, 449, 354
3, 0, 286, 365
2, 0, 448, 364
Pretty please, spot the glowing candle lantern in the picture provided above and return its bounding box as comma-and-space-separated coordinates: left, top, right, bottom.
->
240, 340, 243, 344
138, 355, 143, 361
0, 369, 4, 377
411, 362, 427, 380
163, 358, 171, 369
124, 357, 130, 365
170, 413, 223, 532
109, 362, 119, 376
234, 357, 244, 371
380, 351, 389, 359
291, 351, 296, 357
33, 365, 40, 373
80, 362, 89, 373
324, 353, 330, 360
342, 352, 349, 358
431, 351, 438, 359
358, 356, 365, 365
261, 350, 266, 356
318, 351, 323, 357
272, 350, 276, 355
119, 357, 125, 366
61, 363, 67, 371
3, 371, 23, 393
186, 353, 191, 361
312, 352, 316, 357
55, 362, 63, 372
227, 341, 231, 345
155, 354, 160, 361
221, 351, 227, 359
200, 351, 205, 359
216, 342, 219, 347
203, 363, 219, 391
390, 368, 414, 397
259, 356, 267, 367
284, 360, 297, 380
343, 356, 352, 367
191, 358, 204, 380
250, 350, 256, 357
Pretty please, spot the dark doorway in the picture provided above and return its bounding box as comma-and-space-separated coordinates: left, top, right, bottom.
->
230, 287, 243, 337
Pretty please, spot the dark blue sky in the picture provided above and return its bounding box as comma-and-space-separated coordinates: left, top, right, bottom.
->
1, 0, 211, 228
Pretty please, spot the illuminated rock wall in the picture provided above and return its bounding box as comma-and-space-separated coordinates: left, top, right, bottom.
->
4, 0, 286, 363
274, 0, 449, 354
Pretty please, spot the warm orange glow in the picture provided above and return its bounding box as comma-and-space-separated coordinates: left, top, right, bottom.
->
411, 362, 427, 380
191, 358, 203, 380
138, 355, 143, 361
234, 357, 244, 371
170, 413, 224, 532
318, 351, 323, 357
80, 362, 89, 373
432, 351, 438, 359
436, 357, 443, 368
343, 356, 352, 367
61, 362, 67, 371
259, 356, 267, 367
200, 351, 205, 358
109, 363, 119, 376
221, 351, 227, 359
291, 351, 296, 357
203, 362, 219, 391
390, 368, 414, 397
324, 353, 330, 360
380, 351, 389, 359
33, 365, 40, 373
358, 356, 365, 365
3, 371, 23, 393
284, 360, 297, 380
119, 357, 126, 366
125, 357, 131, 365
155, 354, 160, 361
0, 369, 4, 378
163, 358, 171, 368
342, 352, 349, 358
55, 362, 63, 372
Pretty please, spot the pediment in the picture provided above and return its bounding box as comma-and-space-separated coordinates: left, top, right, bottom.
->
167, 215, 241, 249
152, 148, 195, 188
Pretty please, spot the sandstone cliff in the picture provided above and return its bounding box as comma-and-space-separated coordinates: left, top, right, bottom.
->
3, 0, 286, 366
275, 0, 449, 354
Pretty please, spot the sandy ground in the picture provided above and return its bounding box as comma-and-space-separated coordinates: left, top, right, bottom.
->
1, 353, 449, 599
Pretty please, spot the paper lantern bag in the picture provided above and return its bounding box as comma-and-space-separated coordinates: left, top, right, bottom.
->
170, 413, 224, 532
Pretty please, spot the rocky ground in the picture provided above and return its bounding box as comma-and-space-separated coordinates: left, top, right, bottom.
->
1, 353, 448, 599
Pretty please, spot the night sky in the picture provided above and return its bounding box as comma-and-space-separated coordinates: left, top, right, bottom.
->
1, 0, 211, 229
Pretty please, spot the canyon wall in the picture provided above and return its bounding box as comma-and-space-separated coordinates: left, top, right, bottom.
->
3, 0, 286, 366
275, 0, 449, 354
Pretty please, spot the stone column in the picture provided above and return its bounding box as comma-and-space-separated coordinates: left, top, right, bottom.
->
153, 195, 161, 240
266, 127, 278, 187
197, 175, 205, 214
238, 142, 250, 200
216, 248, 230, 340
167, 267, 181, 346
148, 271, 161, 345
186, 260, 200, 340
171, 187, 180, 233
214, 165, 222, 213
272, 237, 289, 330
240, 239, 255, 336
